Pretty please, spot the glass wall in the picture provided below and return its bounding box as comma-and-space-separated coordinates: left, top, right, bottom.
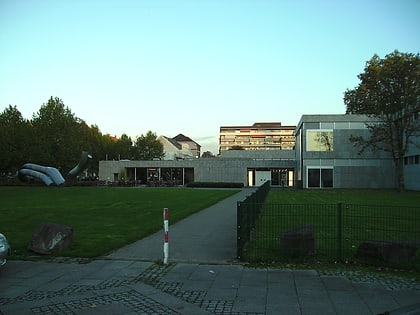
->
307, 168, 333, 188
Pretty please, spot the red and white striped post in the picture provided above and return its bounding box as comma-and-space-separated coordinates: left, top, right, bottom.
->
163, 208, 169, 264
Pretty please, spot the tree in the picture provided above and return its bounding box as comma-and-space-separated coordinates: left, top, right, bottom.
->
132, 131, 164, 160
201, 151, 215, 158
115, 134, 133, 160
101, 134, 119, 160
31, 96, 87, 171
344, 50, 420, 190
0, 105, 32, 173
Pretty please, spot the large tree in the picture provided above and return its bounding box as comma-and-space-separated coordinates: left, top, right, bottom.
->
344, 50, 420, 190
132, 131, 164, 160
31, 96, 87, 171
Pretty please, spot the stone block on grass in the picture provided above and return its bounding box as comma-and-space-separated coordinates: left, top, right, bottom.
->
355, 240, 418, 263
28, 222, 74, 255
280, 225, 315, 257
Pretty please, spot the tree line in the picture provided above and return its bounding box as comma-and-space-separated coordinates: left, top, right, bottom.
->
0, 96, 164, 177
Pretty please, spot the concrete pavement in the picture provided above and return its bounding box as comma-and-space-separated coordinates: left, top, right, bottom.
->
1, 259, 419, 315
1, 188, 419, 314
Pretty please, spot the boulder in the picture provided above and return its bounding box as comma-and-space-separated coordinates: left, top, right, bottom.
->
355, 240, 418, 263
280, 225, 315, 256
28, 222, 74, 255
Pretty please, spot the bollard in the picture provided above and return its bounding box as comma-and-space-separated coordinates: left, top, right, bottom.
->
163, 208, 169, 264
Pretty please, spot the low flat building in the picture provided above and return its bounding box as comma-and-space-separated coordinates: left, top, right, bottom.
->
99, 150, 295, 187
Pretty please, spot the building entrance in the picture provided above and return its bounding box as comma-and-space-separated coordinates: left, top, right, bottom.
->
247, 168, 294, 187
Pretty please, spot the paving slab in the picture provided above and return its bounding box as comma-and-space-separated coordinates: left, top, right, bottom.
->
2, 258, 420, 314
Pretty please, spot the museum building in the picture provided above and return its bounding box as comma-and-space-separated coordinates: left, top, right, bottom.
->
98, 114, 419, 190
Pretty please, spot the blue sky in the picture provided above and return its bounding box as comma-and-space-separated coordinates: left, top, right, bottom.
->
1, 0, 419, 154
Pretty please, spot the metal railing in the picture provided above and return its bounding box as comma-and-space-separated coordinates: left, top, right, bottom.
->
237, 201, 420, 269
236, 181, 271, 260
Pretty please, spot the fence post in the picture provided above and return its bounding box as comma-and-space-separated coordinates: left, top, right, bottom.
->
163, 208, 169, 264
237, 201, 242, 260
337, 202, 343, 262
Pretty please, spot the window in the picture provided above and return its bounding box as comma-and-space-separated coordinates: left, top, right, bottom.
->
405, 155, 419, 165
307, 130, 334, 151
308, 168, 333, 188
308, 169, 320, 187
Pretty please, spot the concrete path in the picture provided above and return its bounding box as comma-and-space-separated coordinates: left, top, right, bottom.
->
1, 188, 419, 314
106, 188, 255, 263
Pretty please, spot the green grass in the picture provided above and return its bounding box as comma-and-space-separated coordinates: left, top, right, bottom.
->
0, 186, 239, 259
243, 189, 420, 270
266, 188, 420, 205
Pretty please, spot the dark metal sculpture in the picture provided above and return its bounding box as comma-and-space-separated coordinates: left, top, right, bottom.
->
18, 152, 93, 186
0, 233, 10, 266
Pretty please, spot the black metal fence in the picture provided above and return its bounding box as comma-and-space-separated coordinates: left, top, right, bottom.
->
236, 181, 271, 260
237, 200, 420, 269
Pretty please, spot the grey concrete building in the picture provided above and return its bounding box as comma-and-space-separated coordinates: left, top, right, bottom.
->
404, 136, 420, 191
99, 114, 418, 190
294, 114, 396, 189
98, 150, 295, 187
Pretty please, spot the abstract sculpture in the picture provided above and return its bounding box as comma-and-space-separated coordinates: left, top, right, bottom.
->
0, 233, 10, 266
18, 151, 93, 186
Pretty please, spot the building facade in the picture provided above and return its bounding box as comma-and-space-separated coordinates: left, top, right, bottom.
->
99, 151, 295, 187
157, 136, 194, 160
294, 114, 396, 189
99, 115, 419, 190
219, 122, 295, 154
173, 134, 201, 158
404, 135, 420, 191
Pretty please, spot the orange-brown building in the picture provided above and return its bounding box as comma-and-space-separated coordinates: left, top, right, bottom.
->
219, 122, 295, 154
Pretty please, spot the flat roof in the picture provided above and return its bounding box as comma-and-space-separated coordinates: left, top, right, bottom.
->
294, 114, 371, 134
220, 122, 296, 130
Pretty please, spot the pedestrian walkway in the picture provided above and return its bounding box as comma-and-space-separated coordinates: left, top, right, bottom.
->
106, 188, 256, 263
1, 259, 419, 314
1, 188, 419, 314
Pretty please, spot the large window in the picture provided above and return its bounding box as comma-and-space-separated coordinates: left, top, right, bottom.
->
308, 168, 333, 188
306, 130, 334, 151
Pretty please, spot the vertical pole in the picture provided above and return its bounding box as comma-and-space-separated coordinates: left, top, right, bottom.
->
337, 202, 343, 262
163, 208, 169, 264
237, 201, 241, 260
182, 168, 185, 186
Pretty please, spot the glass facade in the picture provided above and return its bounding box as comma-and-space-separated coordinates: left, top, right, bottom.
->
308, 168, 333, 188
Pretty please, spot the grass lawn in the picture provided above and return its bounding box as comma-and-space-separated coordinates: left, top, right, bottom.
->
0, 186, 239, 259
243, 189, 420, 270
266, 188, 420, 205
